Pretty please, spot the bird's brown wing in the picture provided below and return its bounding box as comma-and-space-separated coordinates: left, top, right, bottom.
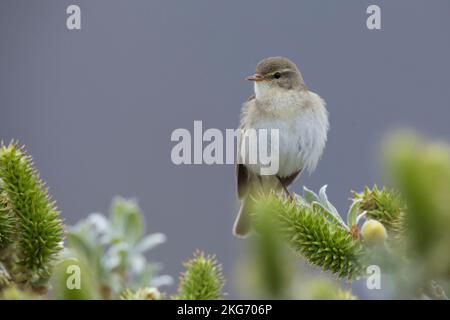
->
236, 94, 256, 199
277, 170, 302, 188
236, 163, 250, 199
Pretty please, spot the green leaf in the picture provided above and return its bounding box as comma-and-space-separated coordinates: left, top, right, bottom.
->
311, 201, 345, 228
318, 185, 329, 206
347, 199, 362, 227
252, 194, 365, 279
303, 186, 319, 204
104, 242, 129, 271
311, 186, 347, 228
134, 233, 166, 254
110, 197, 143, 245
0, 141, 64, 287
65, 197, 170, 298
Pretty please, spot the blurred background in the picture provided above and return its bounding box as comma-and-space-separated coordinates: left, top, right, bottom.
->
1, 0, 450, 298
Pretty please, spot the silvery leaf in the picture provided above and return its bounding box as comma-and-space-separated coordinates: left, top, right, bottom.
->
151, 275, 174, 287
303, 186, 319, 204
312, 201, 348, 230
347, 199, 362, 227
130, 254, 146, 274
318, 185, 329, 206
103, 253, 121, 271
104, 241, 129, 270
319, 185, 346, 225
85, 213, 110, 234
356, 211, 367, 225
326, 199, 340, 217
135, 233, 166, 253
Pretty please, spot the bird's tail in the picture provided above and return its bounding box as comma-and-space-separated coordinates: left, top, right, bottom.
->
233, 176, 284, 238
233, 197, 253, 238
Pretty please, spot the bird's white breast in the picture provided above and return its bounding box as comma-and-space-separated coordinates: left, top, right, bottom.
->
240, 89, 328, 178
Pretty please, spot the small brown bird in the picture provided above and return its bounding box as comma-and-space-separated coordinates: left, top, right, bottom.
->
234, 57, 329, 237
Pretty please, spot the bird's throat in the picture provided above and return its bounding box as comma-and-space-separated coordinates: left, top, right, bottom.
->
254, 81, 274, 101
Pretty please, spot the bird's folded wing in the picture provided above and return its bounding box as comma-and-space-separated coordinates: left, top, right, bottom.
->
236, 163, 249, 200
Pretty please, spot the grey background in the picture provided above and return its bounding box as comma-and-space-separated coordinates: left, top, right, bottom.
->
1, 0, 450, 298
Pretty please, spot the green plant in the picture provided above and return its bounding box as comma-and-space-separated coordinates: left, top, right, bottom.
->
0, 284, 40, 300
352, 186, 406, 243
252, 191, 365, 279
299, 278, 358, 300
0, 141, 227, 301
0, 189, 15, 251
384, 132, 450, 294
174, 251, 225, 300
246, 130, 450, 299
246, 210, 295, 299
0, 142, 63, 291
120, 287, 162, 300
63, 197, 172, 299
3, 131, 450, 300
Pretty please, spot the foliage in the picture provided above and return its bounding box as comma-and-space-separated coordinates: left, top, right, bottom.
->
299, 278, 358, 300
243, 131, 450, 299
352, 186, 406, 243
384, 132, 450, 286
50, 255, 99, 300
0, 284, 40, 300
120, 287, 162, 300
3, 131, 450, 300
174, 251, 225, 300
63, 197, 172, 299
301, 185, 348, 230
0, 141, 63, 289
237, 204, 296, 299
0, 190, 15, 250
252, 192, 365, 279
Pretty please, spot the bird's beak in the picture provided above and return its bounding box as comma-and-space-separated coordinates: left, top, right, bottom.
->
245, 73, 263, 81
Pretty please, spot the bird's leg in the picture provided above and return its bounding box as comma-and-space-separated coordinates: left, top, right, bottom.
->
277, 176, 294, 202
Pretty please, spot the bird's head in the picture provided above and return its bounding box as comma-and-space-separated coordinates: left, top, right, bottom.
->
246, 57, 306, 100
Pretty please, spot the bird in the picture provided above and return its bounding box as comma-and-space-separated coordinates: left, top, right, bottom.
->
234, 56, 329, 237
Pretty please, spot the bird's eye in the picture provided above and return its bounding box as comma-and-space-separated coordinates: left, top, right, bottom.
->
273, 72, 281, 79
